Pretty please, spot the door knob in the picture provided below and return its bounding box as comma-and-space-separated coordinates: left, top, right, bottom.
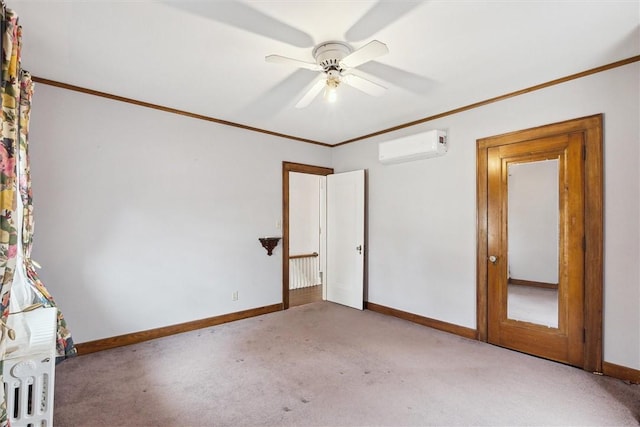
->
356, 245, 362, 255
488, 255, 498, 264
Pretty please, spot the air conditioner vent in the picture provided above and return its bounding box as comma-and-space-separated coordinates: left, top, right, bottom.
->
379, 130, 448, 165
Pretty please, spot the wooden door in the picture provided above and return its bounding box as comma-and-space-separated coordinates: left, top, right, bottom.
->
476, 114, 603, 372
487, 132, 585, 366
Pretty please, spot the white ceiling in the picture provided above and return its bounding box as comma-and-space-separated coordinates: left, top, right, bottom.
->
11, 1, 640, 145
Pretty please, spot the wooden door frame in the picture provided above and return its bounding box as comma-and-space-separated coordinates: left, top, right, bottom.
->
476, 114, 603, 372
282, 161, 334, 309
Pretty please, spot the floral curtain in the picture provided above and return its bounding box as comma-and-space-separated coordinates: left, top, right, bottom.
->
0, 4, 76, 425
0, 7, 22, 426
18, 70, 76, 361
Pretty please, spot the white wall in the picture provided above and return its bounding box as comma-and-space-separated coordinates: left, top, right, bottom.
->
28, 84, 331, 343
289, 172, 320, 255
332, 63, 640, 370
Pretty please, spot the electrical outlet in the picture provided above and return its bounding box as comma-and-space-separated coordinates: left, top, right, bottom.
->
232, 291, 239, 301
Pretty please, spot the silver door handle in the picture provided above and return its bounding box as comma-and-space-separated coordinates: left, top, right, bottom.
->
356, 245, 362, 255
488, 255, 497, 264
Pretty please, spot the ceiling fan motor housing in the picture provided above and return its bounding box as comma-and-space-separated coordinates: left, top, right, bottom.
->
313, 41, 352, 74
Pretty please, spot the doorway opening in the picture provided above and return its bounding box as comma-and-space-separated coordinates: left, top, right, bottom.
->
282, 162, 333, 309
282, 162, 366, 311
476, 114, 603, 372
288, 171, 323, 307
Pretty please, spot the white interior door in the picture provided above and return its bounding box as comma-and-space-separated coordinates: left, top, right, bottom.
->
326, 169, 365, 310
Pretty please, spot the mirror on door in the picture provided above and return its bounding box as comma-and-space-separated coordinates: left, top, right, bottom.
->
506, 159, 559, 328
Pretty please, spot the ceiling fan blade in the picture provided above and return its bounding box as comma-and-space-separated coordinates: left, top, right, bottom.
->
296, 76, 326, 108
345, 1, 423, 42
340, 40, 389, 69
163, 1, 314, 48
239, 69, 317, 119
342, 73, 386, 96
265, 54, 322, 71
358, 62, 436, 95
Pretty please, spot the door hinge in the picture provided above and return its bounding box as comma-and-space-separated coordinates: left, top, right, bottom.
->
583, 328, 586, 343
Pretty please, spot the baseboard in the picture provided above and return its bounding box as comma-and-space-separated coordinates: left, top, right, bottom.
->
75, 303, 282, 355
365, 302, 478, 340
602, 361, 640, 384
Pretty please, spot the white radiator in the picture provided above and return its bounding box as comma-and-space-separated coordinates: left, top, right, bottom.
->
3, 307, 57, 427
289, 253, 320, 290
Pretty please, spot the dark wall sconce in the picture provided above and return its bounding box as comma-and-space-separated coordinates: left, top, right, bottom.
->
259, 237, 281, 256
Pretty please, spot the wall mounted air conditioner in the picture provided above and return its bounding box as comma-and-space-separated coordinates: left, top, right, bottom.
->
378, 129, 448, 164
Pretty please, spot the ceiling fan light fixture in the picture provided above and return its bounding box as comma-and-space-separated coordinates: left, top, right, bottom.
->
324, 75, 340, 103
324, 82, 338, 103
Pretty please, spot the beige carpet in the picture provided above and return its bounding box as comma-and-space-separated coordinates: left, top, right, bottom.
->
54, 302, 639, 426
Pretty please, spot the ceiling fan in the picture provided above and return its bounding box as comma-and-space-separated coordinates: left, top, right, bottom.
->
265, 40, 389, 108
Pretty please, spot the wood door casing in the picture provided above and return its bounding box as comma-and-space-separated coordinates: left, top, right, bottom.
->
477, 114, 603, 372
487, 133, 584, 366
